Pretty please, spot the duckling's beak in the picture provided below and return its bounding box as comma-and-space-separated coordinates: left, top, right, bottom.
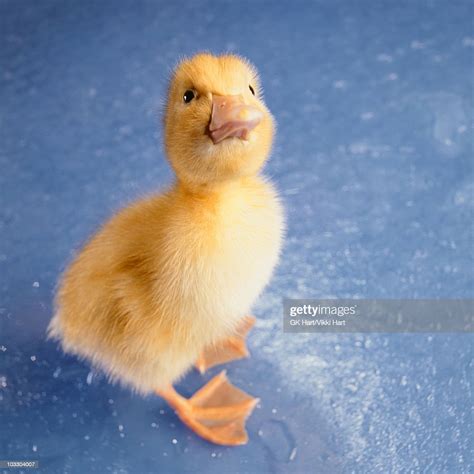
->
209, 95, 263, 144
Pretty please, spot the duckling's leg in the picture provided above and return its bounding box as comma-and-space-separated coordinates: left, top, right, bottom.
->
195, 315, 256, 374
156, 370, 258, 446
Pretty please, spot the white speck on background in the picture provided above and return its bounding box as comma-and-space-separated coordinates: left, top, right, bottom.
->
118, 424, 124, 431
0, 376, 7, 388
349, 143, 368, 155
0, 345, 6, 352
376, 53, 393, 62
411, 40, 426, 49
119, 125, 133, 136
32, 445, 37, 452
53, 367, 61, 378
130, 86, 143, 97
172, 438, 177, 444
289, 447, 297, 461
426, 92, 465, 156
454, 182, 473, 206
86, 371, 93, 385
84, 435, 90, 440
30, 355, 36, 362
346, 383, 358, 393
333, 80, 347, 89
462, 37, 474, 46
32, 281, 39, 288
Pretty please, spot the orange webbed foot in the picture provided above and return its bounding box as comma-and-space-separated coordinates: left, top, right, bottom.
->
156, 371, 259, 446
195, 315, 256, 374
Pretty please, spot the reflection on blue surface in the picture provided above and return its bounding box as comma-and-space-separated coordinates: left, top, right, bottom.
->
0, 1, 472, 472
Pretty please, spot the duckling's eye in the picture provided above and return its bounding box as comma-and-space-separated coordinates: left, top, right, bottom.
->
183, 90, 195, 103
249, 85, 255, 96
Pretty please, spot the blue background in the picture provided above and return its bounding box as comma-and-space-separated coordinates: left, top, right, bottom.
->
0, 0, 472, 472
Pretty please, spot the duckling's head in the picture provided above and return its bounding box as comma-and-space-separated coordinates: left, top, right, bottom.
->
164, 53, 275, 188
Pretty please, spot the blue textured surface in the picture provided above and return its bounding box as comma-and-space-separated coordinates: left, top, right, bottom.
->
1, 1, 473, 473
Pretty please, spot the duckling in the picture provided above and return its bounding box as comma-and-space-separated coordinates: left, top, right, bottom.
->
48, 53, 284, 446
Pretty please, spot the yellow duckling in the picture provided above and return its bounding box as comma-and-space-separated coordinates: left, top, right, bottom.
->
48, 53, 284, 445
